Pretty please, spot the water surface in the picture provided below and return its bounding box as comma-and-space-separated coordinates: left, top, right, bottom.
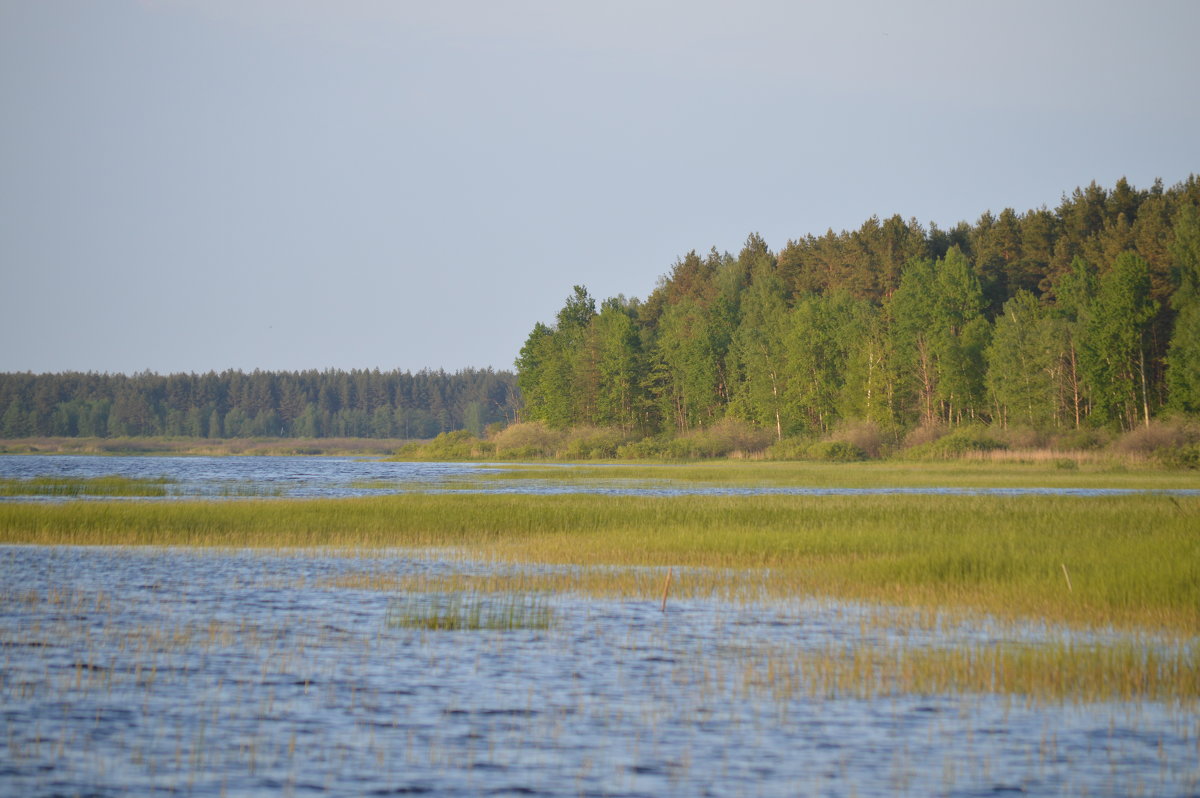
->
2, 454, 1197, 499
1, 546, 1196, 797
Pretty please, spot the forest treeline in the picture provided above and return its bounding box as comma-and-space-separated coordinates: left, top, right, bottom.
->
0, 368, 519, 439
517, 177, 1200, 440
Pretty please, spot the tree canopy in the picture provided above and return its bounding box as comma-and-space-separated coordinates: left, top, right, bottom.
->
517, 177, 1200, 435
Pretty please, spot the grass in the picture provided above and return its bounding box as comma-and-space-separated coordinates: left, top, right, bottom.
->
463, 459, 1200, 491
744, 638, 1200, 704
0, 475, 176, 497
2, 489, 1198, 633
385, 591, 554, 631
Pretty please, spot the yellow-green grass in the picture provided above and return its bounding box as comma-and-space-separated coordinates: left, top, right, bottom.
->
740, 639, 1199, 704
469, 459, 1200, 491
3, 491, 1198, 633
0, 475, 175, 497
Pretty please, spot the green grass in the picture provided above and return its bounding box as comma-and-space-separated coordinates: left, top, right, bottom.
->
3, 489, 1198, 632
0, 475, 175, 497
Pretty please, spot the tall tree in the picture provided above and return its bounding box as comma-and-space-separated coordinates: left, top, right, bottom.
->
729, 264, 790, 439
1081, 252, 1158, 429
784, 291, 873, 434
653, 297, 725, 433
889, 248, 989, 426
590, 297, 646, 431
985, 291, 1058, 428
1166, 205, 1200, 412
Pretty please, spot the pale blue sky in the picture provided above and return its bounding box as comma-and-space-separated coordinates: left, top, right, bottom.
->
2, 0, 1197, 374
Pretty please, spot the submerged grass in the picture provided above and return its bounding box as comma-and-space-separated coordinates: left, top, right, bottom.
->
3, 490, 1198, 632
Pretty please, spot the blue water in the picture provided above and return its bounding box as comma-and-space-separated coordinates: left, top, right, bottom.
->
2, 454, 1197, 499
1, 546, 1196, 797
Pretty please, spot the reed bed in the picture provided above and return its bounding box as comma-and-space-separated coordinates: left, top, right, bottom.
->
3, 491, 1198, 632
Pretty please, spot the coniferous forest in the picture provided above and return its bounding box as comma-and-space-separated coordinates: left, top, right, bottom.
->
516, 177, 1200, 443
0, 368, 518, 440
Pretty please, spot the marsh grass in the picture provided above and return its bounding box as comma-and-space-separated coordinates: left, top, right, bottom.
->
6, 489, 1197, 632
385, 591, 554, 631
740, 638, 1200, 704
465, 459, 1200, 491
0, 475, 175, 497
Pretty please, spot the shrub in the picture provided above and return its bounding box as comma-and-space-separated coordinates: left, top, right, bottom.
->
806, 440, 867, 462
418, 430, 481, 459
562, 427, 636, 460
704, 419, 775, 457
1112, 420, 1199, 458
829, 420, 887, 459
489, 422, 566, 459
1051, 427, 1111, 451
903, 424, 948, 449
1157, 443, 1200, 469
903, 425, 1006, 459
765, 437, 813, 461
394, 442, 423, 458
994, 425, 1048, 450
616, 438, 669, 459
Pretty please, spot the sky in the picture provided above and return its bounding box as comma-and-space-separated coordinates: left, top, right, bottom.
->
2, 0, 1197, 375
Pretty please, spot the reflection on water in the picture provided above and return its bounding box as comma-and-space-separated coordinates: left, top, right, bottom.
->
1, 546, 1197, 797
2, 454, 1198, 500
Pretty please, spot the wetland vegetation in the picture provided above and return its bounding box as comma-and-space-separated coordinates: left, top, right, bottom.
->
2, 454, 1199, 795
4, 481, 1198, 633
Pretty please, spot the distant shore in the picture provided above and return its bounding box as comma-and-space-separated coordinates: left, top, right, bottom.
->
0, 436, 413, 457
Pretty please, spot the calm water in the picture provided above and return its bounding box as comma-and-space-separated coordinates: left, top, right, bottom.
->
1, 546, 1197, 797
2, 454, 1198, 499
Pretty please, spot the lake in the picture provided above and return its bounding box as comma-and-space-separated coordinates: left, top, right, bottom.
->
3, 545, 1197, 797
1, 454, 1197, 796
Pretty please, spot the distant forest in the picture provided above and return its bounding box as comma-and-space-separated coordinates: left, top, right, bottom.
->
517, 177, 1200, 437
0, 369, 519, 439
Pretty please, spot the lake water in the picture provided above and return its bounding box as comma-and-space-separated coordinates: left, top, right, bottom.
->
2, 454, 1198, 499
1, 455, 1198, 796
1, 546, 1197, 797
